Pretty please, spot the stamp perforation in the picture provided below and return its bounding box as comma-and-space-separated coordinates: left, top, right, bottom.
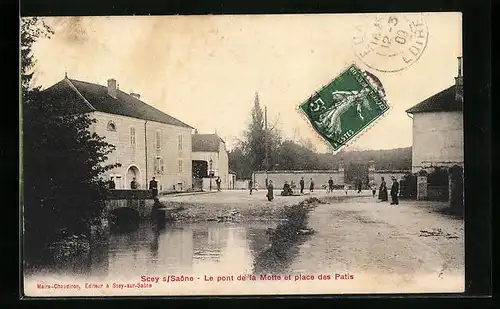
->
297, 62, 390, 154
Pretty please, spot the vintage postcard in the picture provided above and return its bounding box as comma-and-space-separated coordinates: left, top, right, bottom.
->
21, 13, 464, 297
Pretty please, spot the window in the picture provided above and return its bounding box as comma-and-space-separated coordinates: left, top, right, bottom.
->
130, 127, 136, 147
178, 159, 183, 173
154, 156, 164, 174
178, 135, 183, 150
107, 121, 116, 131
155, 130, 162, 150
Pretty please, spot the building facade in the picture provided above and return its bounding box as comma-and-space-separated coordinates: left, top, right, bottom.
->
40, 76, 194, 192
407, 57, 464, 173
406, 57, 464, 202
191, 133, 230, 190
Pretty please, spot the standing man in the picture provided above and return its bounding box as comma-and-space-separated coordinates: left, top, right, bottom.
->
299, 177, 305, 194
328, 177, 334, 193
249, 179, 253, 195
390, 176, 399, 205
149, 177, 158, 198
216, 176, 222, 191
108, 176, 116, 189
356, 179, 362, 193
130, 177, 138, 189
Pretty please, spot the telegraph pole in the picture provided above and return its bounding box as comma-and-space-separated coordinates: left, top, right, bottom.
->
264, 105, 269, 187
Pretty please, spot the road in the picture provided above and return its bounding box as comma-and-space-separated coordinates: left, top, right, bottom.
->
162, 190, 465, 293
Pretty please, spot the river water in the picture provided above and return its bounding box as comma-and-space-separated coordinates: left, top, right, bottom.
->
25, 220, 286, 282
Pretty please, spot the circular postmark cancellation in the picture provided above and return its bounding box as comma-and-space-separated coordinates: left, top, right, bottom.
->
352, 14, 429, 73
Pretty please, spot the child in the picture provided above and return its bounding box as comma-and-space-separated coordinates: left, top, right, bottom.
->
371, 184, 376, 198
344, 184, 348, 195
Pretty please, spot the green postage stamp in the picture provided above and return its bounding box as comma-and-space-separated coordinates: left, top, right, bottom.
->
299, 64, 389, 152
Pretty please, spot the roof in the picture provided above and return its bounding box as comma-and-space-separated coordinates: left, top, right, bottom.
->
40, 78, 194, 128
406, 85, 463, 114
192, 134, 225, 152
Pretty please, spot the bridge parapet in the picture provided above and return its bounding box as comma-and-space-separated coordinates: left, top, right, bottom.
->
106, 189, 154, 200
105, 189, 155, 219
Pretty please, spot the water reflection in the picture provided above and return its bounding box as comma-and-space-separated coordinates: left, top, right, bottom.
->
27, 221, 294, 281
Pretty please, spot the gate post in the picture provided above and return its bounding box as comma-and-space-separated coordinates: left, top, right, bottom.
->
417, 171, 428, 200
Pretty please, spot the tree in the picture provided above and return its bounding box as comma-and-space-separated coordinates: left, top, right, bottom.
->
21, 18, 120, 262
228, 146, 252, 179
244, 92, 266, 171
21, 17, 54, 94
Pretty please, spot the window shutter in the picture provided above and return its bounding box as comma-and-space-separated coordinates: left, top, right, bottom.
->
154, 159, 158, 174
161, 158, 164, 173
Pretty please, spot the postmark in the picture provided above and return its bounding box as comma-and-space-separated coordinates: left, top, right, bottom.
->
352, 14, 429, 73
298, 64, 389, 152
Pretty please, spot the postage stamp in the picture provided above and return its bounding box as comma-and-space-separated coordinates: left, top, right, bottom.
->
298, 64, 389, 152
352, 13, 429, 73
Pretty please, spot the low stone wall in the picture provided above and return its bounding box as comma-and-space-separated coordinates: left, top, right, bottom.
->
106, 189, 154, 200
253, 170, 344, 189
235, 180, 249, 190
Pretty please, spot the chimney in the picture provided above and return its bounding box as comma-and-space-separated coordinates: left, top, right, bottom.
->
455, 56, 463, 101
130, 92, 141, 100
107, 79, 117, 98
194, 129, 199, 134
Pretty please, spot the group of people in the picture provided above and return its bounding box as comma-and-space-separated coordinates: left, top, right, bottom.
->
107, 175, 224, 197
377, 176, 400, 205
255, 175, 400, 205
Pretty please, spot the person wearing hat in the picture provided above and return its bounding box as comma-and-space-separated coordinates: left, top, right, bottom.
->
390, 176, 399, 205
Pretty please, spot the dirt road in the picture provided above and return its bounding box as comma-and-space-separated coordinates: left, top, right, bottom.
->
288, 195, 464, 293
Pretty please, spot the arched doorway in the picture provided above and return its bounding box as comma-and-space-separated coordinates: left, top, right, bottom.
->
126, 165, 142, 189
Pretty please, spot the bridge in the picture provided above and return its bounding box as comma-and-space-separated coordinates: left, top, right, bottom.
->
105, 189, 157, 219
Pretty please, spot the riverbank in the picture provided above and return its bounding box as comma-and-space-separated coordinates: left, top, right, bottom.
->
158, 192, 324, 223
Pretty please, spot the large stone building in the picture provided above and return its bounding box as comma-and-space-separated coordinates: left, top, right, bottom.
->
40, 76, 195, 192
406, 57, 464, 202
191, 133, 231, 190
406, 57, 464, 173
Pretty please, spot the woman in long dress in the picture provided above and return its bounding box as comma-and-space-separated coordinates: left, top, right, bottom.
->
266, 180, 274, 201
378, 177, 388, 201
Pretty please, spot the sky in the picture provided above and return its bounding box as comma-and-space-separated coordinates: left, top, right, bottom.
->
29, 13, 462, 153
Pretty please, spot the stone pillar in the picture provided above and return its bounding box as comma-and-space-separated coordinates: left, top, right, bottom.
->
368, 160, 375, 185
417, 175, 428, 200
338, 160, 345, 183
